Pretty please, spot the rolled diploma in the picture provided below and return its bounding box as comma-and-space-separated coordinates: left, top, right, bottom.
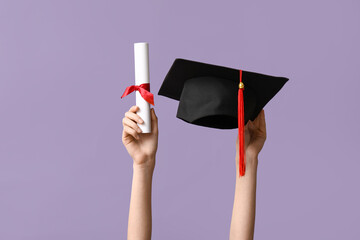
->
134, 42, 151, 133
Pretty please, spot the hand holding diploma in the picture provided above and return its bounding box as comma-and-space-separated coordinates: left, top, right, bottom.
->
122, 105, 158, 169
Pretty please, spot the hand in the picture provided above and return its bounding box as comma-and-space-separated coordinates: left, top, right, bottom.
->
122, 106, 158, 169
236, 109, 267, 161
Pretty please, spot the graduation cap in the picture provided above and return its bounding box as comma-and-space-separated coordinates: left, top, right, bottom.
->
158, 58, 288, 177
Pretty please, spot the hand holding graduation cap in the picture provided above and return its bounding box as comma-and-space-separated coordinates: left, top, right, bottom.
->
122, 105, 158, 169
236, 109, 267, 163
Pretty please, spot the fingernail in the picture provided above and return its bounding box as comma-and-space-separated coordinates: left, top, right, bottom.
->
139, 119, 144, 123
137, 128, 142, 133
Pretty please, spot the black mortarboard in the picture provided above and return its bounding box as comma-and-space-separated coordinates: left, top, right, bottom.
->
158, 58, 288, 176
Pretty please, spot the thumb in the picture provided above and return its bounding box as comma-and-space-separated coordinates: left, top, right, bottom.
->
150, 108, 158, 133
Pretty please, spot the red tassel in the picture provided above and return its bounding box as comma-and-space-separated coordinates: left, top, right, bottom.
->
238, 70, 245, 177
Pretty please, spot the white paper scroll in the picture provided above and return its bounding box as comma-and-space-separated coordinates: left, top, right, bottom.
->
134, 42, 151, 133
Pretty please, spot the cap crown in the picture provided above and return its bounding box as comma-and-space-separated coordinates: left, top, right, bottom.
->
177, 76, 257, 129
158, 58, 289, 129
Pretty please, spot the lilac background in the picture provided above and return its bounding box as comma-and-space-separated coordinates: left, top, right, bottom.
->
1, 0, 359, 239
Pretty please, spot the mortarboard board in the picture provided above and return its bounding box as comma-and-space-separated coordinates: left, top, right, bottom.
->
158, 58, 289, 177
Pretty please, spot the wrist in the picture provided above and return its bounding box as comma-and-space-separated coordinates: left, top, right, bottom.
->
133, 157, 155, 174
246, 156, 258, 169
235, 155, 258, 172
246, 154, 258, 165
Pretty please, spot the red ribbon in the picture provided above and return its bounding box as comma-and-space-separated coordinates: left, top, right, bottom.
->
121, 83, 154, 106
238, 70, 245, 177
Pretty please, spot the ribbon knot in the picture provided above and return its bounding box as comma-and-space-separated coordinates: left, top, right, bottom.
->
121, 83, 154, 106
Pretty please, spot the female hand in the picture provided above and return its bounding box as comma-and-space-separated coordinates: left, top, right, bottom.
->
122, 106, 158, 169
236, 109, 267, 161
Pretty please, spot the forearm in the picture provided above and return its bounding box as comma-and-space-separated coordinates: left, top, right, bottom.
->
128, 160, 155, 240
229, 157, 258, 240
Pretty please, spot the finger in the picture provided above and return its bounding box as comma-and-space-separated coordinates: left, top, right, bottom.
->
253, 111, 263, 129
245, 119, 254, 131
244, 121, 251, 135
123, 125, 139, 140
245, 120, 252, 128
150, 108, 158, 133
123, 117, 142, 133
255, 110, 264, 126
122, 126, 132, 142
129, 105, 139, 113
259, 109, 267, 134
150, 108, 157, 121
125, 111, 144, 124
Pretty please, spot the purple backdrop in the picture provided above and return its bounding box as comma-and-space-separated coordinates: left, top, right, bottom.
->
1, 0, 359, 239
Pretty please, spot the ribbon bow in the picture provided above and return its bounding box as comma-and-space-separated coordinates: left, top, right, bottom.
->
121, 83, 154, 106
